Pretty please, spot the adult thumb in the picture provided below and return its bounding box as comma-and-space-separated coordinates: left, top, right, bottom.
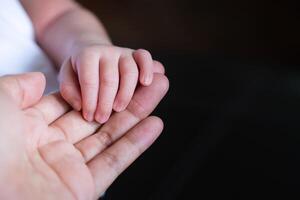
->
0, 72, 46, 109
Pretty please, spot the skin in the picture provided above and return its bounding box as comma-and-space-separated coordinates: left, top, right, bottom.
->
0, 72, 169, 199
20, 0, 165, 123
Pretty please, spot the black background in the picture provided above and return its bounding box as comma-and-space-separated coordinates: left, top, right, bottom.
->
77, 0, 299, 199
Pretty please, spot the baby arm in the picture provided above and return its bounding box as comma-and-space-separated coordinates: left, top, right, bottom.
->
21, 0, 165, 123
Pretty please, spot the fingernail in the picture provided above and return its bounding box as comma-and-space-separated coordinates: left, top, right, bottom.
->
95, 113, 109, 124
85, 112, 94, 122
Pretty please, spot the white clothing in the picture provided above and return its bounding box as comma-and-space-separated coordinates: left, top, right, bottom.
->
0, 0, 58, 93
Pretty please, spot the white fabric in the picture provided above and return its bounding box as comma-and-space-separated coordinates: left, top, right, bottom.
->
0, 0, 58, 93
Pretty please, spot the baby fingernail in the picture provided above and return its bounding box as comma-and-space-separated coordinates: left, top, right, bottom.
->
95, 113, 109, 124
85, 112, 94, 122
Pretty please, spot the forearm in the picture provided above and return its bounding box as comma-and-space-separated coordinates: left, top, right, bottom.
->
37, 6, 112, 67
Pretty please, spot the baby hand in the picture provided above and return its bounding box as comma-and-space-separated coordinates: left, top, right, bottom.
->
58, 44, 164, 123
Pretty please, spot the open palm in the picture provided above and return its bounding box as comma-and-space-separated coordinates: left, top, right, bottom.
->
0, 72, 168, 200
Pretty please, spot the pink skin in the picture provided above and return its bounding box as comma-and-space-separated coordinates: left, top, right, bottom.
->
59, 46, 164, 123
20, 0, 165, 123
0, 72, 169, 199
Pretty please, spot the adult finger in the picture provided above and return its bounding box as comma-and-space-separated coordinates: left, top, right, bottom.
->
113, 56, 139, 112
48, 110, 100, 144
0, 72, 46, 109
133, 49, 153, 86
153, 60, 165, 74
38, 141, 95, 200
95, 57, 119, 123
25, 93, 70, 125
88, 116, 164, 197
75, 74, 169, 162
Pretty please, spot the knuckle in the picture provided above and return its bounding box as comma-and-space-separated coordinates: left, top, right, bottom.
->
121, 56, 133, 65
80, 78, 98, 89
128, 97, 148, 119
95, 130, 113, 148
80, 47, 98, 57
101, 76, 118, 87
121, 57, 138, 70
103, 46, 119, 57
76, 48, 99, 65
123, 67, 138, 79
102, 151, 121, 174
120, 58, 139, 78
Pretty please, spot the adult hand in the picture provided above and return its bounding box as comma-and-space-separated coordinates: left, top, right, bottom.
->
0, 72, 169, 200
